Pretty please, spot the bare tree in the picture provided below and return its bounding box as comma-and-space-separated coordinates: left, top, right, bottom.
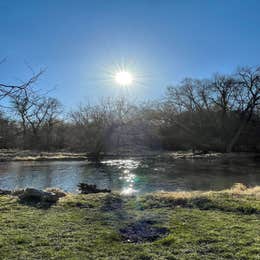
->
0, 69, 43, 106
163, 66, 260, 152
225, 66, 260, 152
11, 82, 61, 149
0, 63, 63, 149
69, 97, 136, 159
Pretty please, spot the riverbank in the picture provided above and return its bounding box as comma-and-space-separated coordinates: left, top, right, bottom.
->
0, 185, 259, 259
0, 149, 88, 162
0, 149, 259, 162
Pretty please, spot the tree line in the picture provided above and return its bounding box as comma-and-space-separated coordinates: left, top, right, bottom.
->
0, 65, 260, 156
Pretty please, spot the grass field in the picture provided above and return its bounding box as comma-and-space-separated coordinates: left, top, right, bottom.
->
0, 185, 259, 259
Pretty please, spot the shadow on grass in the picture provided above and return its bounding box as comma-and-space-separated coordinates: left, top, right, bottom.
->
119, 219, 169, 243
142, 195, 260, 215
18, 198, 56, 209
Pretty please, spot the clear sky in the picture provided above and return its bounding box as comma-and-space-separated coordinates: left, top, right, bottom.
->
0, 0, 260, 109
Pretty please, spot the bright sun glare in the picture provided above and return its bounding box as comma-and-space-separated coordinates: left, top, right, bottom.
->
115, 71, 133, 86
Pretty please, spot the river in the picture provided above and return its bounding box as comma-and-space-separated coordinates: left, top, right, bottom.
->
0, 156, 259, 194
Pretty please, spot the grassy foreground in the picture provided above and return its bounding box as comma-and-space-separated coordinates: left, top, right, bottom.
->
0, 185, 259, 259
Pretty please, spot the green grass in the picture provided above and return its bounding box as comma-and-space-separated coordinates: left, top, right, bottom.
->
0, 186, 259, 259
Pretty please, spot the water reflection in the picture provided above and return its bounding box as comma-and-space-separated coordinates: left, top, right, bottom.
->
0, 157, 259, 194
103, 159, 139, 195
119, 169, 138, 195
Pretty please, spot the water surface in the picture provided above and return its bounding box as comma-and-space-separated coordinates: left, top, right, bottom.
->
0, 157, 259, 194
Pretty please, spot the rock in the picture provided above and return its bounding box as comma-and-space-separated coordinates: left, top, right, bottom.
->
18, 188, 60, 203
11, 189, 25, 196
0, 189, 11, 195
44, 188, 66, 198
78, 183, 111, 194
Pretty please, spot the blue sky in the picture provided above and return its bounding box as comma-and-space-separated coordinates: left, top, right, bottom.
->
0, 0, 260, 109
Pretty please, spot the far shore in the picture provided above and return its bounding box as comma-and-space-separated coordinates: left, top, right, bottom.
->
0, 149, 260, 162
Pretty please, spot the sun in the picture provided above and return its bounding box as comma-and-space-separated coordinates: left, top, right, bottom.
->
115, 71, 133, 86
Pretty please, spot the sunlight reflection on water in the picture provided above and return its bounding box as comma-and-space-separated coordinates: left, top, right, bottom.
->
0, 157, 260, 194
120, 186, 138, 195
103, 159, 139, 195
102, 159, 140, 169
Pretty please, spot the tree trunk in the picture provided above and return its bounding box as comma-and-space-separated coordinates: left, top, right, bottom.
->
226, 108, 254, 153
226, 120, 247, 153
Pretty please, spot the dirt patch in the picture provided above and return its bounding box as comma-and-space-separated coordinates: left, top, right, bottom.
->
119, 219, 168, 243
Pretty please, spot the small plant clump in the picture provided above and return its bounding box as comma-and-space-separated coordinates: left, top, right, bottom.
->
77, 183, 111, 194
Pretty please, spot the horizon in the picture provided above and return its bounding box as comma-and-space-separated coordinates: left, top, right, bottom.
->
0, 0, 260, 110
